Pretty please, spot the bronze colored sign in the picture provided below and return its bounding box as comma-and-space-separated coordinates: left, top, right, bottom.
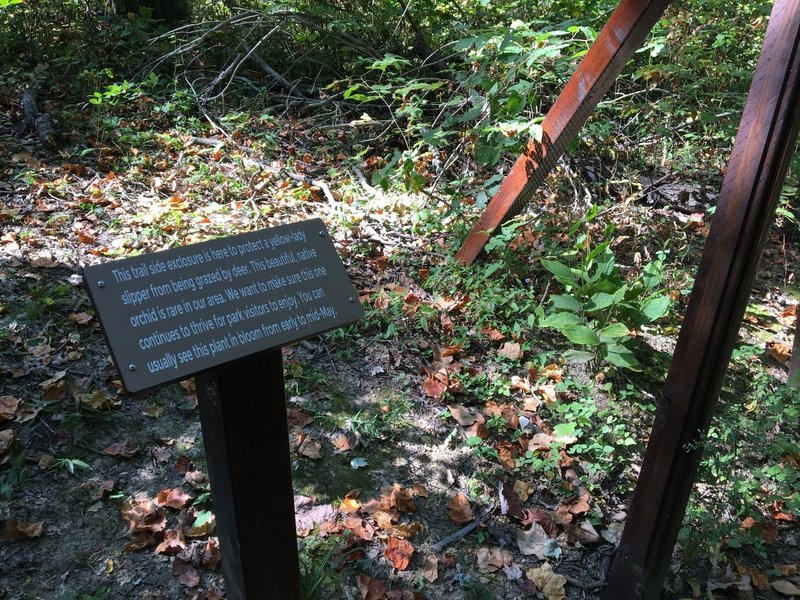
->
83, 219, 363, 392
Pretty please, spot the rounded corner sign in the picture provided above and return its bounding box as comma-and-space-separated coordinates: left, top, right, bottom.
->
83, 219, 363, 393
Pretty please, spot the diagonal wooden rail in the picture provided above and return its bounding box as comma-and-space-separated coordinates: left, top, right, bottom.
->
605, 0, 800, 596
454, 0, 673, 265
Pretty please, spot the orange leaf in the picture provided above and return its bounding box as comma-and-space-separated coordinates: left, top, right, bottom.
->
156, 487, 193, 509
447, 492, 474, 525
384, 537, 414, 570
422, 376, 448, 398
155, 529, 186, 554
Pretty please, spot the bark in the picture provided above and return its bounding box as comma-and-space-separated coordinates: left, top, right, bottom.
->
788, 311, 800, 388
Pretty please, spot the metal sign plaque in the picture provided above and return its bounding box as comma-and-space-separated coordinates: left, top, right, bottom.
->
83, 219, 363, 393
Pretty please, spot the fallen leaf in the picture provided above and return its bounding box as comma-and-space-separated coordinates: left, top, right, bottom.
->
298, 435, 322, 459
566, 520, 600, 545
448, 405, 477, 427
68, 312, 93, 324
482, 326, 506, 341
767, 341, 791, 364
343, 515, 375, 540
384, 484, 416, 513
104, 441, 139, 458
173, 559, 200, 587
2, 519, 45, 540
601, 522, 624, 544
157, 487, 193, 509
331, 431, 355, 452
772, 581, 800, 596
203, 537, 221, 570
526, 562, 567, 600
340, 497, 361, 514
390, 521, 421, 539
499, 480, 525, 520
565, 492, 590, 515
524, 508, 559, 537
422, 376, 448, 399
356, 574, 387, 600
384, 537, 414, 570
175, 455, 193, 475
748, 568, 769, 591
775, 564, 798, 576
498, 341, 523, 360
125, 532, 156, 551
421, 555, 438, 582
155, 529, 186, 554
0, 396, 20, 421
447, 492, 474, 525
707, 565, 752, 593
96, 480, 115, 499
513, 480, 535, 503
476, 547, 513, 573
504, 563, 524, 580
0, 429, 15, 453
287, 408, 313, 427
121, 498, 167, 533
517, 523, 549, 558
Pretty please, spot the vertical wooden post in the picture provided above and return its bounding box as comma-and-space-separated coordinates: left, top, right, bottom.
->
605, 1, 800, 597
195, 349, 301, 600
454, 0, 674, 266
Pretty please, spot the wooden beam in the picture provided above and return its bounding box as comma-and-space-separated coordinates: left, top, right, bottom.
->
195, 350, 301, 600
605, 1, 800, 596
455, 0, 674, 265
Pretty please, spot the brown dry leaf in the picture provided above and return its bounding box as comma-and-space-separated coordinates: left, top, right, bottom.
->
447, 492, 474, 525
157, 487, 193, 509
510, 375, 531, 393
183, 469, 206, 488
155, 529, 186, 554
525, 508, 560, 537
331, 431, 354, 452
173, 559, 200, 588
298, 435, 322, 459
476, 547, 513, 573
773, 581, 800, 596
542, 364, 563, 382
421, 554, 438, 583
287, 408, 313, 427
203, 538, 221, 570
121, 498, 167, 533
0, 429, 15, 453
142, 402, 162, 418
186, 512, 216, 538
440, 343, 463, 357
448, 405, 477, 427
356, 574, 387, 600
81, 389, 113, 410
499, 480, 525, 521
522, 395, 542, 412
412, 484, 428, 498
482, 326, 506, 341
767, 341, 792, 364
566, 520, 601, 545
68, 312, 93, 324
96, 480, 115, 500
40, 372, 68, 401
385, 484, 416, 513
104, 441, 139, 458
391, 522, 421, 539
384, 537, 414, 570
748, 568, 769, 591
566, 492, 591, 515
775, 565, 798, 576
340, 497, 361, 514
343, 515, 375, 541
526, 562, 567, 600
2, 519, 45, 540
422, 375, 448, 399
513, 480, 535, 503
498, 341, 523, 360
0, 396, 20, 422
536, 384, 558, 405
516, 523, 549, 557
125, 532, 156, 552
373, 509, 399, 530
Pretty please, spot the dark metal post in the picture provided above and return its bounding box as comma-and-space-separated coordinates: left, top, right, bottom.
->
605, 1, 800, 596
455, 0, 674, 265
195, 350, 301, 600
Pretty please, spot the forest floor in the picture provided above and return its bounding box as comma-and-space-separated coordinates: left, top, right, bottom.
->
0, 80, 799, 600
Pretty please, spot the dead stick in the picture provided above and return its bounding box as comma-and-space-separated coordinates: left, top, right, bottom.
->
431, 503, 495, 553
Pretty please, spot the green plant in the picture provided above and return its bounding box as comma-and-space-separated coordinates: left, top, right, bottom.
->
0, 450, 26, 505
52, 457, 91, 475
298, 535, 350, 600
537, 206, 671, 370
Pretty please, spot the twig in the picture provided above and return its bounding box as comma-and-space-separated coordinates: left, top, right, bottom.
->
431, 503, 495, 553
565, 576, 605, 591
241, 40, 304, 97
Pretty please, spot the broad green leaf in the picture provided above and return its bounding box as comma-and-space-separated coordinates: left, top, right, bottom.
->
541, 312, 581, 328
542, 259, 579, 287
561, 325, 601, 346
550, 294, 582, 312
603, 344, 642, 371
562, 349, 595, 363
586, 291, 617, 312
641, 295, 671, 322
600, 323, 630, 338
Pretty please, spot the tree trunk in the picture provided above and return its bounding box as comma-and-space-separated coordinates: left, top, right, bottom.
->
119, 0, 189, 25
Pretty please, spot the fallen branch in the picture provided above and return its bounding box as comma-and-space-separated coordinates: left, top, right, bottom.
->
240, 40, 304, 98
190, 136, 336, 204
431, 503, 495, 553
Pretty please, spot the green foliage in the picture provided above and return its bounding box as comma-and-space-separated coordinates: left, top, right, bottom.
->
538, 207, 671, 370
681, 352, 800, 560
